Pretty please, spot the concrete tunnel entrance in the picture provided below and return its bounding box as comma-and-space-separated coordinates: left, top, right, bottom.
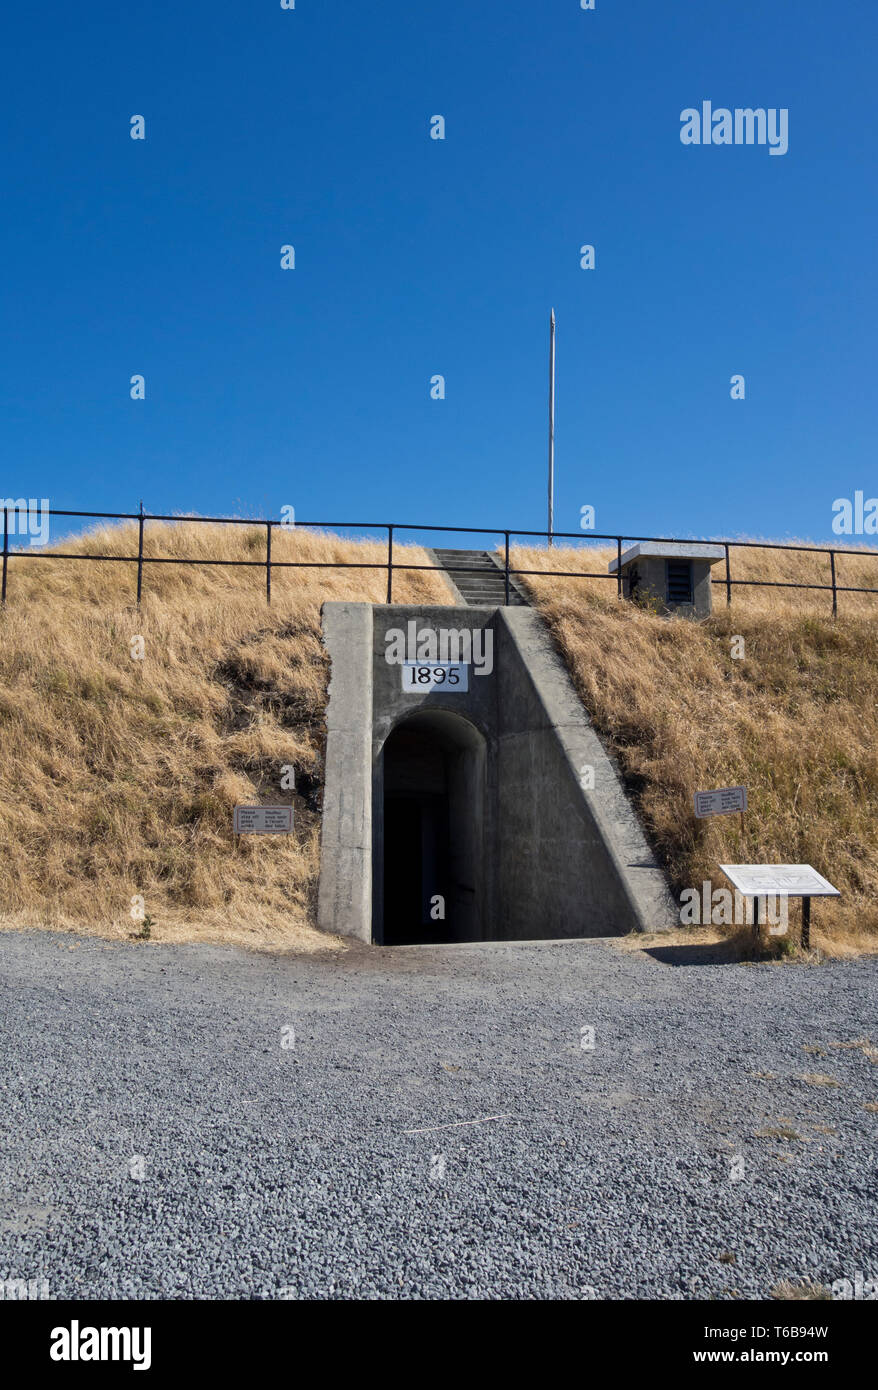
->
317, 603, 677, 944
377, 710, 486, 945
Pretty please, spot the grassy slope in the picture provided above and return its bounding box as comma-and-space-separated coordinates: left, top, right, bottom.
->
2, 524, 875, 954
511, 543, 878, 953
0, 522, 451, 949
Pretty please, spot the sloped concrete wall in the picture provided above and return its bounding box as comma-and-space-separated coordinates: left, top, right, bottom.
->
317, 601, 676, 942
497, 608, 675, 937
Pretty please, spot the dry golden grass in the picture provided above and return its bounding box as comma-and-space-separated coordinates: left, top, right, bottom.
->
510, 541, 878, 954
771, 1279, 833, 1300
0, 520, 451, 949
4, 521, 877, 956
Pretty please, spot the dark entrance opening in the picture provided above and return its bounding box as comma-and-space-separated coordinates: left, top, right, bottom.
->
379, 711, 485, 945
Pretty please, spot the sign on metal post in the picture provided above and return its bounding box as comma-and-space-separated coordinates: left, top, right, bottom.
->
694, 786, 747, 818
719, 864, 841, 951
233, 806, 294, 835
718, 865, 840, 898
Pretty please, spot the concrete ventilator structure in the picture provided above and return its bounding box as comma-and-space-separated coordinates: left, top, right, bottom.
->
608, 542, 726, 619
317, 600, 677, 945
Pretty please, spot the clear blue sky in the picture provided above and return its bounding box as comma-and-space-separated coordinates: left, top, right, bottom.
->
2, 0, 875, 546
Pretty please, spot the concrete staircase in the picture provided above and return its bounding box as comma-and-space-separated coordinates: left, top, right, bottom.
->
432, 548, 529, 607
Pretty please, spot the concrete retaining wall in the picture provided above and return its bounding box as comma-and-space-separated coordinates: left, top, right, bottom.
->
315, 603, 373, 941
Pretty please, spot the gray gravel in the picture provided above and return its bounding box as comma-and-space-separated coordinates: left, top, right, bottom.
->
1, 929, 876, 1300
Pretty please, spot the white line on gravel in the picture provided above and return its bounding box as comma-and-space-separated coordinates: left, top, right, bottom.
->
403, 1113, 513, 1134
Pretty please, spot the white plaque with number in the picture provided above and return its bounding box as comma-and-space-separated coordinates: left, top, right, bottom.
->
401, 661, 469, 692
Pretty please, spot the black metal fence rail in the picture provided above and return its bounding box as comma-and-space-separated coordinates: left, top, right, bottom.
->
2, 505, 877, 617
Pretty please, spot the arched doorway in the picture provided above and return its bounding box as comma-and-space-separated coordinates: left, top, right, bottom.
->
377, 710, 486, 945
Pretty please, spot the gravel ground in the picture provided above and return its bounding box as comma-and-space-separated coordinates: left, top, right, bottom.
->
0, 929, 876, 1300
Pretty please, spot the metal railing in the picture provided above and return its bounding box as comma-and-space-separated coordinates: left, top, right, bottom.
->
2, 505, 877, 617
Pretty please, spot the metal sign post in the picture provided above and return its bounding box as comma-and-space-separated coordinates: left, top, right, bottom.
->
547, 309, 555, 549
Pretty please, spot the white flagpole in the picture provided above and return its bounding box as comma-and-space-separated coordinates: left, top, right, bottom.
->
547, 308, 556, 548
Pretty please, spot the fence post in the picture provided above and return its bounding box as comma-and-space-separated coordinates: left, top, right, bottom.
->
829, 549, 837, 618
266, 521, 272, 606
136, 502, 144, 606
504, 532, 510, 606
386, 525, 394, 603
616, 537, 622, 599
724, 543, 732, 608
1, 506, 8, 604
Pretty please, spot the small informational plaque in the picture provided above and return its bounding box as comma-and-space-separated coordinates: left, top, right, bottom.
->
401, 661, 469, 692
694, 786, 747, 818
719, 864, 840, 898
233, 805, 294, 835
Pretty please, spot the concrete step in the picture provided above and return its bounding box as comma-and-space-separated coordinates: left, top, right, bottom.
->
454, 579, 509, 590
433, 561, 500, 574
432, 548, 530, 607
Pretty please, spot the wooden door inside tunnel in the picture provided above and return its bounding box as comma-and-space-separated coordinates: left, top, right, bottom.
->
378, 711, 485, 945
